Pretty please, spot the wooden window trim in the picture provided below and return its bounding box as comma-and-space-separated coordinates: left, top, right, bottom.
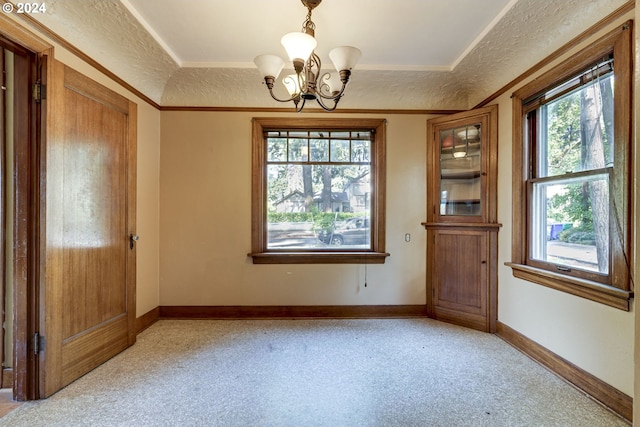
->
509, 22, 633, 310
249, 117, 388, 264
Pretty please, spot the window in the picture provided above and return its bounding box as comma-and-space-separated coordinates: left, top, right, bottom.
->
250, 118, 388, 264
508, 23, 633, 310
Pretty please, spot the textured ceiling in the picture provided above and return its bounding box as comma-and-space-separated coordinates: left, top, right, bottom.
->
24, 0, 630, 110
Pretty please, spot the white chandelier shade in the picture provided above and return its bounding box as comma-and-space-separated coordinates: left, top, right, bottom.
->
281, 32, 317, 63
328, 46, 362, 72
254, 54, 285, 80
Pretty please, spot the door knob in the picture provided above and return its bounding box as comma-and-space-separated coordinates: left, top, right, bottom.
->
129, 233, 139, 249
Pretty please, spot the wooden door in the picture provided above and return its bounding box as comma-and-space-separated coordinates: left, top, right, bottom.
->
40, 60, 137, 397
428, 228, 488, 331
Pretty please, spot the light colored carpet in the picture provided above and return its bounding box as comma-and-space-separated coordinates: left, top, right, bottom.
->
0, 318, 630, 427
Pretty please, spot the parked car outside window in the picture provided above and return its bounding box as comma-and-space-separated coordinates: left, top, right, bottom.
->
318, 217, 370, 247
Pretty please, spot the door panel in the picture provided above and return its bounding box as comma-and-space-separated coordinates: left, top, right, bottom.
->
429, 228, 488, 330
61, 88, 128, 338
61, 315, 128, 386
433, 230, 485, 313
42, 60, 136, 397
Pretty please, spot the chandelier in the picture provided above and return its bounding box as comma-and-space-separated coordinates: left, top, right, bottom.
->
254, 0, 361, 112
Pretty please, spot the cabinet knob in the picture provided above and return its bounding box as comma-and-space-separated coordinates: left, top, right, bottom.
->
481, 260, 487, 264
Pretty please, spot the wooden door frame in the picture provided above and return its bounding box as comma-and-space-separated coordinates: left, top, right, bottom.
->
0, 16, 52, 401
0, 45, 6, 390
0, 35, 41, 401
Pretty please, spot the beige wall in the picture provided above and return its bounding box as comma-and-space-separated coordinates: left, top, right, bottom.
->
495, 12, 635, 398
159, 112, 429, 306
133, 102, 161, 316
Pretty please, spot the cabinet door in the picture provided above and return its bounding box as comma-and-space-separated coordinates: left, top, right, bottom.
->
427, 105, 498, 224
429, 229, 488, 330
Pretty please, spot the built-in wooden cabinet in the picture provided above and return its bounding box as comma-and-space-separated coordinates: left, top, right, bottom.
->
423, 105, 500, 332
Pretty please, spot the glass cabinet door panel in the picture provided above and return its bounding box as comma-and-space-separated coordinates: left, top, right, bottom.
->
439, 123, 482, 216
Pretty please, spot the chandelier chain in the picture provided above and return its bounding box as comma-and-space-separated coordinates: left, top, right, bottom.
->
302, 6, 316, 36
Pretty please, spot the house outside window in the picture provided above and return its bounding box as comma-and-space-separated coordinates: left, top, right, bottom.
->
250, 118, 388, 264
508, 23, 633, 310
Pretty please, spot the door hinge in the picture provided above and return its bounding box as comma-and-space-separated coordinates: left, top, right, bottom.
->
33, 332, 45, 355
32, 80, 46, 103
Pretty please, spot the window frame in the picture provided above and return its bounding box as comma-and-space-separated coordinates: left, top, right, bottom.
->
249, 117, 389, 264
507, 22, 633, 310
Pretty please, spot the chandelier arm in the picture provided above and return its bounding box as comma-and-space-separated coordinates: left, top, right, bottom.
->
317, 69, 352, 100
311, 52, 321, 73
296, 97, 308, 113
268, 88, 299, 103
267, 87, 299, 103
317, 90, 344, 101
315, 96, 339, 112
317, 72, 347, 100
263, 76, 299, 103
